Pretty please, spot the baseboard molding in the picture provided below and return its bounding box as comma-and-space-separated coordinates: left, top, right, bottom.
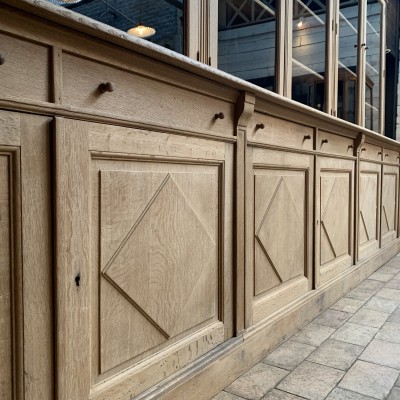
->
136, 240, 400, 400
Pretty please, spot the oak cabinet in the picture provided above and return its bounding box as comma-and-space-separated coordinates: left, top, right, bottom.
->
381, 164, 399, 247
316, 156, 355, 286
0, 110, 53, 400
247, 147, 313, 324
358, 161, 381, 260
54, 118, 234, 400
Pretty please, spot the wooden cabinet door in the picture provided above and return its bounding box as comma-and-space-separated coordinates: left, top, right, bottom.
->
316, 157, 355, 286
358, 161, 381, 260
247, 148, 313, 325
381, 164, 399, 247
0, 110, 52, 400
54, 118, 233, 400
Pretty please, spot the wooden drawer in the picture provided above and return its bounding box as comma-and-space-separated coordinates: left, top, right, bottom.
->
360, 143, 382, 161
383, 148, 400, 164
0, 31, 50, 103
62, 53, 234, 135
318, 131, 354, 157
249, 113, 314, 151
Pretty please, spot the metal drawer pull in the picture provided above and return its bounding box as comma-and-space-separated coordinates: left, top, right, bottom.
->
214, 112, 225, 120
303, 135, 311, 140
256, 123, 265, 130
99, 82, 115, 93
321, 139, 328, 144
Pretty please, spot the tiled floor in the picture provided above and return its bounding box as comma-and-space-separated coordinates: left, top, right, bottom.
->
213, 255, 400, 400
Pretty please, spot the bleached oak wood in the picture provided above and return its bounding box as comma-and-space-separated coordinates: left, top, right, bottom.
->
20, 114, 53, 400
55, 118, 91, 400
381, 164, 399, 247
316, 156, 355, 286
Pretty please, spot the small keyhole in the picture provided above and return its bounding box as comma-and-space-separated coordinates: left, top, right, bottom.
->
75, 273, 80, 287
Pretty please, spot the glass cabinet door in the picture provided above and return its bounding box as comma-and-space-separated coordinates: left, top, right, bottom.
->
218, 0, 277, 92
292, 0, 327, 111
365, 0, 383, 133
337, 0, 359, 124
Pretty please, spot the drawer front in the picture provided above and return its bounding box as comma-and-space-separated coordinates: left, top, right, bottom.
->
0, 31, 50, 103
360, 143, 382, 161
318, 131, 354, 157
250, 113, 314, 150
383, 148, 400, 164
62, 53, 234, 135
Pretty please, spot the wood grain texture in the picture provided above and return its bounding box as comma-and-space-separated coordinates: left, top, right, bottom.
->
20, 114, 53, 400
55, 118, 90, 400
381, 165, 399, 247
358, 161, 381, 261
248, 147, 313, 322
62, 52, 234, 136
316, 156, 354, 286
0, 31, 50, 103
0, 154, 12, 400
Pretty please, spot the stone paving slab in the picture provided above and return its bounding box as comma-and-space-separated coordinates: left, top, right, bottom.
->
262, 340, 316, 371
277, 361, 344, 400
348, 308, 390, 328
388, 387, 400, 400
306, 338, 363, 371
338, 360, 398, 399
214, 258, 400, 400
312, 309, 352, 329
291, 323, 335, 347
363, 296, 400, 313
375, 322, 400, 343
330, 297, 366, 313
359, 339, 400, 369
224, 363, 289, 400
261, 389, 305, 399
326, 388, 375, 400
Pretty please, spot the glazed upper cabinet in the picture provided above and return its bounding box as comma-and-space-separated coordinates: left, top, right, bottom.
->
316, 155, 355, 286
246, 147, 313, 325
0, 110, 53, 400
54, 118, 233, 400
381, 164, 399, 247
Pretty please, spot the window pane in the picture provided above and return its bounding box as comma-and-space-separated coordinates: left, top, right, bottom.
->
365, 0, 382, 133
292, 0, 326, 111
48, 0, 185, 54
218, 0, 277, 92
338, 0, 358, 124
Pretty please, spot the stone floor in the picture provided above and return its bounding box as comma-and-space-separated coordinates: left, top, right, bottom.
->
213, 255, 400, 400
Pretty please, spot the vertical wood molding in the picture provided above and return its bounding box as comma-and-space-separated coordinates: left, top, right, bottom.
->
354, 133, 366, 262
51, 46, 63, 104
379, 1, 387, 134
21, 114, 54, 400
284, 0, 293, 98
326, 0, 339, 115
186, 0, 200, 60
55, 118, 90, 400
235, 91, 255, 332
276, 0, 286, 95
357, 0, 367, 127
208, 0, 218, 67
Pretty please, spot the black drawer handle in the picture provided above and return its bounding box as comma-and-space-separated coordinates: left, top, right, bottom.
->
361, 148, 366, 152
321, 139, 328, 144
99, 82, 115, 93
0, 54, 5, 65
256, 123, 265, 130
304, 135, 311, 140
214, 112, 225, 120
